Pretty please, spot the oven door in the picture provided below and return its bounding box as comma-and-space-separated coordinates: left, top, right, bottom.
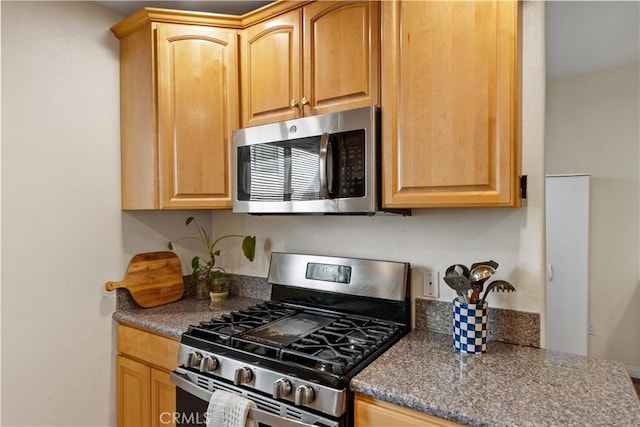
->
170, 369, 342, 427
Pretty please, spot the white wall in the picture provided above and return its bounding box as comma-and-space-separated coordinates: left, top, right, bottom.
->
1, 2, 211, 426
211, 2, 547, 329
546, 63, 640, 374
0, 1, 546, 425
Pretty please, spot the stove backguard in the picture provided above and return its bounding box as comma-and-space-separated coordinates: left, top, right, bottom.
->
267, 252, 410, 326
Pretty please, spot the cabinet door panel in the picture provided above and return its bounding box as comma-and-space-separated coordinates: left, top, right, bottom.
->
354, 394, 462, 427
119, 23, 156, 209
117, 356, 151, 427
151, 368, 176, 427
156, 24, 238, 208
303, 1, 379, 115
241, 10, 302, 127
382, 0, 519, 207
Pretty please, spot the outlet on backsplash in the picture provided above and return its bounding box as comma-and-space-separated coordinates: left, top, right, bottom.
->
423, 271, 439, 298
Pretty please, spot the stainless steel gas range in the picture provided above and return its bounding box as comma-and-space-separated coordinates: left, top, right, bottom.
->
170, 252, 410, 427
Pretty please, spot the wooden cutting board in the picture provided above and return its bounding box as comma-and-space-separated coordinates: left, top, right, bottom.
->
105, 251, 184, 308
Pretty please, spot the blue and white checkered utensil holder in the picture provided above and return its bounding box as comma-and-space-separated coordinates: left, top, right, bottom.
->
453, 298, 488, 354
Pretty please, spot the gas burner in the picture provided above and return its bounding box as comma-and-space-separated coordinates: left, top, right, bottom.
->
199, 316, 262, 335
346, 330, 371, 345
324, 318, 399, 345
216, 325, 248, 335
316, 349, 340, 361
282, 330, 373, 374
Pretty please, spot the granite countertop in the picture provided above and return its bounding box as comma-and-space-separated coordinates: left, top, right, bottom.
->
112, 273, 271, 338
351, 330, 640, 426
113, 295, 266, 339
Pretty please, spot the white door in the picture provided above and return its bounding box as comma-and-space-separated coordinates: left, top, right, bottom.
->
545, 174, 590, 356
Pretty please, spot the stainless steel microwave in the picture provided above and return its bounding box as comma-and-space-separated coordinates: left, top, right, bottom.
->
232, 106, 407, 215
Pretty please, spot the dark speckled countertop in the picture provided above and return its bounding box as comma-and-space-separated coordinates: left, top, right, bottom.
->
112, 273, 271, 339
350, 330, 640, 427
113, 296, 266, 339
112, 276, 639, 426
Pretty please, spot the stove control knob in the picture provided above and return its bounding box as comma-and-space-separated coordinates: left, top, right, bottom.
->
233, 367, 253, 385
199, 356, 218, 373
294, 385, 315, 406
186, 352, 202, 368
272, 378, 292, 399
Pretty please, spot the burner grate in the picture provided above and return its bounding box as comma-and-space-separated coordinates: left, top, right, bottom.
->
278, 314, 401, 374
183, 302, 404, 379
187, 302, 298, 345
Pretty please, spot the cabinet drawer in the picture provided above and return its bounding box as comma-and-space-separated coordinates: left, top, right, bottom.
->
117, 324, 180, 371
354, 394, 462, 427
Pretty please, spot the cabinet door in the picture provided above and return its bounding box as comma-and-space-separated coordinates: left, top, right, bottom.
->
303, 1, 379, 116
354, 394, 462, 427
151, 368, 176, 427
117, 355, 151, 427
156, 24, 239, 209
241, 10, 302, 127
381, 0, 520, 208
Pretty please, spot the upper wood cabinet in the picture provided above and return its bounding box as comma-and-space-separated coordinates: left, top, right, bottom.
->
240, 1, 379, 127
303, 1, 380, 116
113, 1, 520, 210
240, 9, 302, 127
381, 0, 520, 208
113, 14, 239, 209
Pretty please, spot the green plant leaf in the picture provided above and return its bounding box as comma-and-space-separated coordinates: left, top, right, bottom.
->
167, 242, 173, 250
242, 236, 256, 262
186, 216, 194, 226
213, 250, 221, 257
191, 256, 200, 270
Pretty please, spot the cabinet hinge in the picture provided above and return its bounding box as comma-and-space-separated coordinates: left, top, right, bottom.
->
520, 175, 528, 199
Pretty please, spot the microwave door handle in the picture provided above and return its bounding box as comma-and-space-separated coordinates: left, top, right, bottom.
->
319, 132, 330, 199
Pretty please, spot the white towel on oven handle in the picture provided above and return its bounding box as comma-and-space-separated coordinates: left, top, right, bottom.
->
206, 390, 257, 427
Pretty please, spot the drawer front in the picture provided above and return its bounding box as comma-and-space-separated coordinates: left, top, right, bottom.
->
118, 324, 180, 371
354, 394, 462, 427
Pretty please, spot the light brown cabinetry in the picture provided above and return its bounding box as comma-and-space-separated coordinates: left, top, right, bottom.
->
354, 394, 462, 427
381, 0, 520, 208
240, 9, 302, 127
116, 324, 180, 427
117, 356, 151, 427
113, 13, 239, 209
240, 1, 379, 127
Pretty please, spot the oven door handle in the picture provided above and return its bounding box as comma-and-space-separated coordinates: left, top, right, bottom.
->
170, 372, 321, 427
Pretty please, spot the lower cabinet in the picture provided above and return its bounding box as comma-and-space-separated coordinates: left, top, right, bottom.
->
116, 324, 180, 427
354, 393, 462, 427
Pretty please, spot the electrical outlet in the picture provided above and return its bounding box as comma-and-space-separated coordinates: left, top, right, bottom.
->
423, 271, 439, 298
588, 321, 596, 335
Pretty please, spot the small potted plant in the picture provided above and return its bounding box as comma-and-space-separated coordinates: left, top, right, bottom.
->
168, 217, 256, 300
